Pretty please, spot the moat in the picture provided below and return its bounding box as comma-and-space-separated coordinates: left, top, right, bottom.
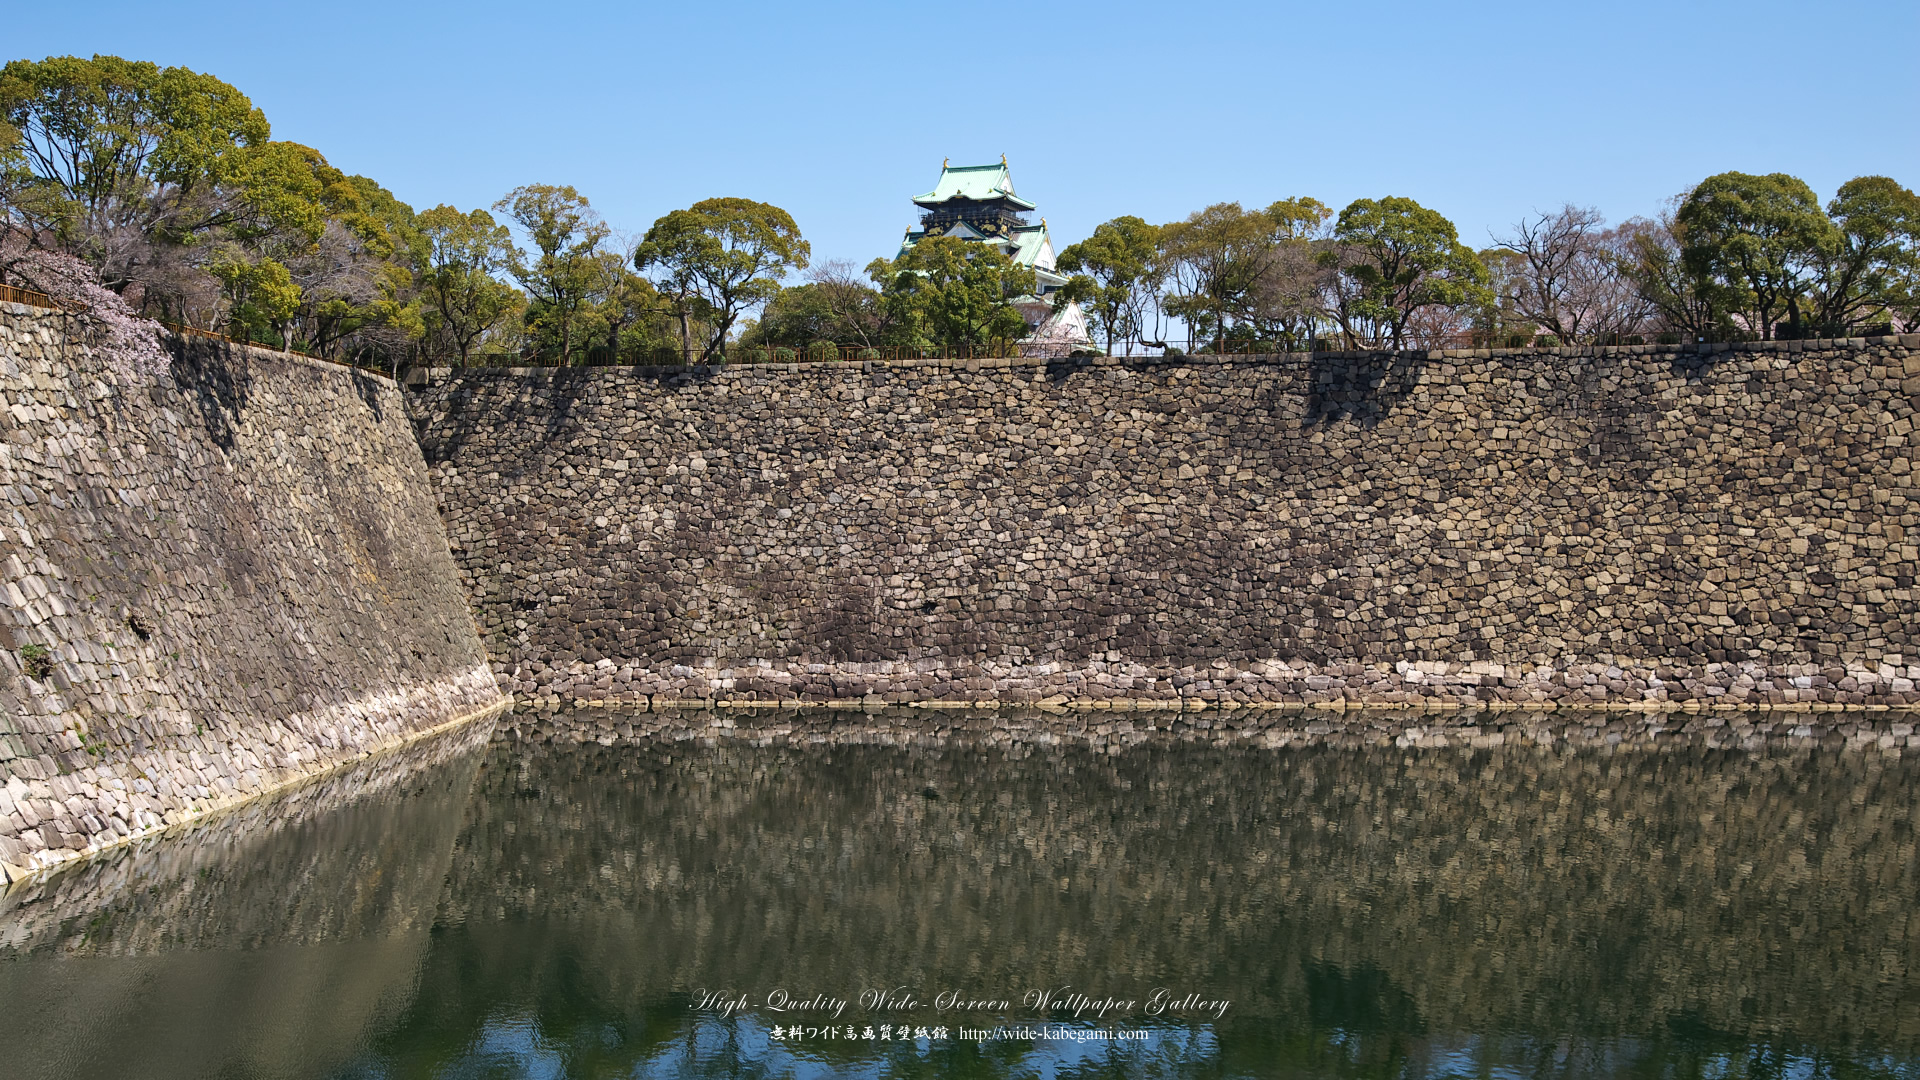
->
2, 707, 1916, 1079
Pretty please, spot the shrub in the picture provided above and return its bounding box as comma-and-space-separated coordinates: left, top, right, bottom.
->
19, 643, 53, 680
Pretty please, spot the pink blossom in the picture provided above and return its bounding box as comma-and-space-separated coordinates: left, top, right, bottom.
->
3, 242, 172, 379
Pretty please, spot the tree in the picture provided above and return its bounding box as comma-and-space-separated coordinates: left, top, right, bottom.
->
1676, 172, 1836, 339
415, 205, 522, 365
741, 260, 899, 352
0, 59, 426, 362
635, 197, 808, 363
1493, 205, 1656, 344
1159, 203, 1272, 349
1618, 207, 1730, 343
741, 263, 898, 351
1322, 196, 1489, 349
585, 234, 669, 364
804, 259, 893, 349
0, 232, 171, 377
1056, 215, 1164, 355
495, 184, 607, 365
203, 142, 422, 359
1245, 197, 1334, 350
1808, 176, 1920, 335
1472, 247, 1539, 346
737, 283, 841, 350
867, 235, 1032, 349
0, 54, 268, 291
207, 250, 299, 342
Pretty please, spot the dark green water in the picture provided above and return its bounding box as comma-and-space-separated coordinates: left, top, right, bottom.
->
3, 711, 1919, 1079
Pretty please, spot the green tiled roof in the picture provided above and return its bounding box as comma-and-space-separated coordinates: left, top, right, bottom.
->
899, 221, 1061, 278
912, 162, 1038, 211
1008, 225, 1050, 267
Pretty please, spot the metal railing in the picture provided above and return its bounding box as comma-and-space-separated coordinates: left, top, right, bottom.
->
160, 321, 325, 363
161, 324, 405, 378
0, 282, 65, 310
460, 342, 1057, 368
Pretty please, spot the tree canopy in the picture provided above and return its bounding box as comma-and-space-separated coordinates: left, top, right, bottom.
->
0, 54, 693, 368
1159, 202, 1276, 348
0, 54, 267, 284
1323, 196, 1490, 349
1676, 172, 1836, 340
1056, 215, 1164, 355
496, 184, 607, 365
414, 205, 521, 365
4, 52, 1917, 366
636, 197, 809, 363
865, 235, 1033, 349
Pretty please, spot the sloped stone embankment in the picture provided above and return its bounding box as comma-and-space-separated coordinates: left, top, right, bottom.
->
0, 302, 504, 880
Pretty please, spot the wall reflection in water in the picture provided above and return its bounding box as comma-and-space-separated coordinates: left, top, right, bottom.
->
0, 720, 491, 1080
2, 708, 1917, 1079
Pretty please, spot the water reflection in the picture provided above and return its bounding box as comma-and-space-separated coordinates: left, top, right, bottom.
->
2, 708, 1918, 1079
0, 718, 490, 1079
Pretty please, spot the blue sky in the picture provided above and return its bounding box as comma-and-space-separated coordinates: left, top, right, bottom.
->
10, 0, 1917, 270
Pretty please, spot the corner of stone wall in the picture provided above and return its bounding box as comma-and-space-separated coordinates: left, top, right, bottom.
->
1, 306, 504, 880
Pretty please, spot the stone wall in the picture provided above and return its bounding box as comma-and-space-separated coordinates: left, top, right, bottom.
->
412, 336, 1920, 708
0, 302, 504, 880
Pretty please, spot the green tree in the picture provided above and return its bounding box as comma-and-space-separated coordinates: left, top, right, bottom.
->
635, 197, 809, 363
414, 205, 521, 365
1323, 196, 1489, 349
740, 283, 843, 349
1056, 215, 1164, 354
1159, 202, 1272, 349
866, 235, 1033, 350
0, 56, 431, 366
215, 142, 421, 359
0, 54, 267, 287
585, 243, 668, 364
495, 184, 607, 365
1809, 176, 1920, 335
1676, 172, 1837, 339
207, 252, 298, 343
741, 260, 895, 352
1471, 247, 1542, 346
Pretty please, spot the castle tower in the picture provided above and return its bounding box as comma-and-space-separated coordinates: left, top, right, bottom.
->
897, 158, 1094, 352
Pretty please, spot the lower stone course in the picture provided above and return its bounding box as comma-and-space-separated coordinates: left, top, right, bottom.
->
505, 654, 1920, 711
499, 702, 1920, 756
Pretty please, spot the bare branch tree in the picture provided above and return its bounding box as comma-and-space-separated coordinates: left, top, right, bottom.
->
1494, 205, 1658, 343
803, 258, 891, 349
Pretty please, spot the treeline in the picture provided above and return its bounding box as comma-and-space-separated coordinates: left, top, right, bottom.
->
0, 55, 814, 368
1045, 178, 1920, 355
0, 54, 1046, 368
708, 174, 1920, 359
4, 56, 1916, 367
